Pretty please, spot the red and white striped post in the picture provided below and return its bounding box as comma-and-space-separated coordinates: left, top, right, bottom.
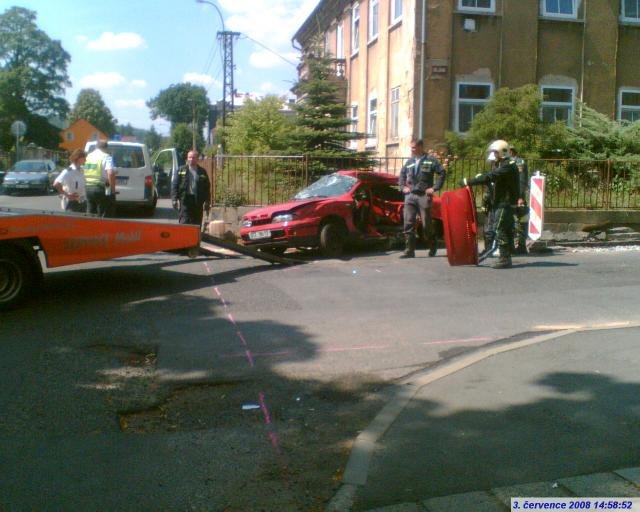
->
528, 172, 545, 240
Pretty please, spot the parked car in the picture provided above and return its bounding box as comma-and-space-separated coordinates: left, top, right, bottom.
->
85, 141, 166, 216
240, 170, 442, 257
1, 159, 58, 195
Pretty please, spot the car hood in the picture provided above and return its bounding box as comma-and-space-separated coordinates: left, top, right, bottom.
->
243, 198, 324, 220
4, 171, 49, 182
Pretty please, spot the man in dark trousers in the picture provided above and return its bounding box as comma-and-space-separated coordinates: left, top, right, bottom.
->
510, 145, 529, 254
171, 150, 211, 226
460, 139, 519, 269
398, 138, 446, 258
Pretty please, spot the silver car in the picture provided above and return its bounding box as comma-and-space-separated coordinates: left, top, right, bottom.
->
1, 159, 58, 195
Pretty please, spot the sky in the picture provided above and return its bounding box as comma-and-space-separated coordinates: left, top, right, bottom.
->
8, 0, 319, 135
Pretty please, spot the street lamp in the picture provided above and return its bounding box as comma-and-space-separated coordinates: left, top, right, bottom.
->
196, 0, 226, 33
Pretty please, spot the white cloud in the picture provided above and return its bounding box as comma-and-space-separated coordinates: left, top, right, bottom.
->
249, 49, 299, 70
87, 32, 146, 51
79, 72, 126, 89
183, 73, 222, 90
209, 0, 316, 53
131, 79, 147, 88
114, 99, 146, 108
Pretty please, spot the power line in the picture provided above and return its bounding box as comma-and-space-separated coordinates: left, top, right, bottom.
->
239, 34, 298, 67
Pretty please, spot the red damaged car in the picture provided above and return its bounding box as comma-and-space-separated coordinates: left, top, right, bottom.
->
240, 170, 442, 257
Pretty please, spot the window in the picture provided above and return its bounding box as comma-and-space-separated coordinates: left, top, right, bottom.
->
455, 82, 492, 133
65, 131, 74, 141
541, 86, 574, 125
458, 0, 495, 13
619, 88, 640, 122
350, 104, 359, 148
336, 22, 344, 59
621, 0, 640, 21
391, 0, 402, 23
542, 0, 577, 18
324, 31, 330, 55
389, 87, 400, 139
369, 0, 379, 41
367, 94, 377, 140
352, 4, 360, 53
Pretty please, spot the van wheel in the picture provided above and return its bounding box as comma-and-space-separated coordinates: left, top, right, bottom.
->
319, 222, 346, 258
0, 245, 39, 310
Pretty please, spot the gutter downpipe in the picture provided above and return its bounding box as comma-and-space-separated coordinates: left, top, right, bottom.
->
418, 0, 427, 140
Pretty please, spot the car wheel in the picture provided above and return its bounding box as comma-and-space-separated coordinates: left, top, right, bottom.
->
0, 245, 39, 310
319, 222, 346, 258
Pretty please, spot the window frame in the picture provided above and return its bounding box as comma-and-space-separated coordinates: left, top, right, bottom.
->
367, 93, 378, 145
349, 103, 359, 148
389, 86, 400, 139
336, 21, 344, 59
541, 0, 578, 19
351, 3, 360, 54
620, 0, 640, 22
454, 81, 493, 133
368, 0, 379, 42
390, 0, 403, 25
540, 85, 575, 126
618, 87, 640, 122
458, 0, 495, 14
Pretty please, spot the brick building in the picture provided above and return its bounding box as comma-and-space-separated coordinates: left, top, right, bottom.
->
293, 0, 640, 156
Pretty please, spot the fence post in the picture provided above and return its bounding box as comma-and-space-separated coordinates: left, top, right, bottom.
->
303, 154, 309, 186
604, 159, 611, 209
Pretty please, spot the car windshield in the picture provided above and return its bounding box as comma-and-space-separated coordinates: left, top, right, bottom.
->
294, 173, 358, 200
13, 161, 48, 172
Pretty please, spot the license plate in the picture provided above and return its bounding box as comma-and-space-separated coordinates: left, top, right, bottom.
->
248, 229, 271, 240
116, 176, 129, 184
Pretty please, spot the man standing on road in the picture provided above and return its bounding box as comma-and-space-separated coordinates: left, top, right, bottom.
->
398, 139, 446, 258
171, 150, 211, 226
510, 145, 529, 255
460, 139, 519, 269
84, 140, 116, 217
54, 149, 87, 212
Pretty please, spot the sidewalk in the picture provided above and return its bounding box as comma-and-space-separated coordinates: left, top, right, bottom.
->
327, 324, 640, 511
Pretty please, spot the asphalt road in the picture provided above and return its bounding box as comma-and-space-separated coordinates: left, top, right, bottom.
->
1, 192, 639, 510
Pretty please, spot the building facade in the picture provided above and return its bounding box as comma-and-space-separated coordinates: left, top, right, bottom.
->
293, 0, 640, 156
59, 119, 106, 153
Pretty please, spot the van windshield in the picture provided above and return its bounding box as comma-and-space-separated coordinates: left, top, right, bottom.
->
110, 146, 145, 169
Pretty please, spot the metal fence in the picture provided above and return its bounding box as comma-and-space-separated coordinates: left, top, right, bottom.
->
201, 155, 640, 210
0, 148, 68, 169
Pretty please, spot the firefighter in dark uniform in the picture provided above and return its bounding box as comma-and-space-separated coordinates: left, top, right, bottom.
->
171, 150, 211, 226
510, 145, 529, 254
398, 139, 446, 258
460, 139, 519, 269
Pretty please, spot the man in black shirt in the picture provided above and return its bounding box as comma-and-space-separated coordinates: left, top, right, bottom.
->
171, 150, 211, 226
398, 139, 446, 258
460, 140, 519, 269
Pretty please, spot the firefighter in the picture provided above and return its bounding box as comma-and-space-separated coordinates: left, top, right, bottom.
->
460, 139, 519, 269
171, 150, 211, 226
510, 145, 529, 255
398, 139, 446, 258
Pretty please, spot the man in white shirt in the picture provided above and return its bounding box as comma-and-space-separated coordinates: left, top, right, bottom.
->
54, 148, 87, 212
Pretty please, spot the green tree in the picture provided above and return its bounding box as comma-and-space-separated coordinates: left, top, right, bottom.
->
144, 125, 163, 153
69, 89, 117, 136
287, 42, 370, 173
169, 123, 204, 160
0, 6, 70, 118
220, 95, 294, 154
147, 83, 209, 132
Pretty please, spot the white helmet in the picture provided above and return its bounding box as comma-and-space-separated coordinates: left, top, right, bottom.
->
487, 139, 510, 162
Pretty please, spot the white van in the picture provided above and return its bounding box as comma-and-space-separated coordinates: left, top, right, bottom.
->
84, 140, 158, 216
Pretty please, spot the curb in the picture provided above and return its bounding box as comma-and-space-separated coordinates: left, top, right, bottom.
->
326, 321, 640, 512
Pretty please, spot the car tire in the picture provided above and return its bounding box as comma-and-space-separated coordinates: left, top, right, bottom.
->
319, 222, 346, 258
0, 244, 40, 310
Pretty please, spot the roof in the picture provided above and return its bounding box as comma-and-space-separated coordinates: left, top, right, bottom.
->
293, 0, 351, 47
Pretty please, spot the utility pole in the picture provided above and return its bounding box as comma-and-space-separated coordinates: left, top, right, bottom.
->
218, 31, 240, 128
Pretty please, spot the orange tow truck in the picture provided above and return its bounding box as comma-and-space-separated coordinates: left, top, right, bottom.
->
0, 207, 299, 310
